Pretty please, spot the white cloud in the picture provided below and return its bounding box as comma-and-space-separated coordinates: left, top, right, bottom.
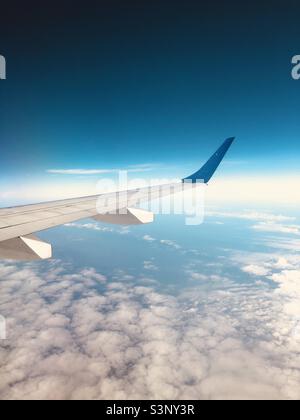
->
48, 169, 119, 175
187, 271, 226, 282
143, 261, 158, 271
252, 222, 300, 235
64, 222, 131, 236
207, 210, 295, 223
142, 235, 156, 242
159, 239, 181, 250
142, 235, 181, 250
189, 272, 209, 281
65, 222, 115, 232
233, 249, 300, 353
265, 239, 300, 252
268, 269, 300, 317
47, 164, 158, 176
0, 255, 300, 400
242, 265, 271, 276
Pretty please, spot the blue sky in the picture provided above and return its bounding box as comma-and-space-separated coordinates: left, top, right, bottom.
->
0, 0, 300, 191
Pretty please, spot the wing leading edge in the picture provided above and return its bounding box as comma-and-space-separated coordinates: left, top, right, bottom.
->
0, 138, 234, 260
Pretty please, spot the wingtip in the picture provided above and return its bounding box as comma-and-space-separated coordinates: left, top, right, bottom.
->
182, 136, 235, 184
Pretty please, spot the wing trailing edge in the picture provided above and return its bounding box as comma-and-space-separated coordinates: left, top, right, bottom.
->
93, 208, 154, 225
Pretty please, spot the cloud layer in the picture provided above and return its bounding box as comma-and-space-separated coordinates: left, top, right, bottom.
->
1, 206, 300, 399
47, 164, 159, 176
1, 245, 300, 400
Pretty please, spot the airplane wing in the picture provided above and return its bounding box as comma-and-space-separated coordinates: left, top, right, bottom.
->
0, 137, 234, 260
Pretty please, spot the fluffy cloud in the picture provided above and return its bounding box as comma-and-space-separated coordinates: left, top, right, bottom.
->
143, 261, 159, 271
142, 235, 156, 242
0, 252, 300, 400
234, 250, 300, 354
187, 271, 226, 282
242, 265, 271, 276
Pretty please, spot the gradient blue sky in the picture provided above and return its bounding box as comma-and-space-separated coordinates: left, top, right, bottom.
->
0, 0, 300, 192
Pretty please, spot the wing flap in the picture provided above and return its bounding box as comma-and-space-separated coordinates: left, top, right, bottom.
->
0, 234, 52, 260
93, 208, 154, 225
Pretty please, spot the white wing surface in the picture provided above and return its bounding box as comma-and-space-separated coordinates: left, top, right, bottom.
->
0, 138, 234, 259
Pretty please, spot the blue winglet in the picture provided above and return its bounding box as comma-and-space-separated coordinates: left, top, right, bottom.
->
183, 137, 235, 184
